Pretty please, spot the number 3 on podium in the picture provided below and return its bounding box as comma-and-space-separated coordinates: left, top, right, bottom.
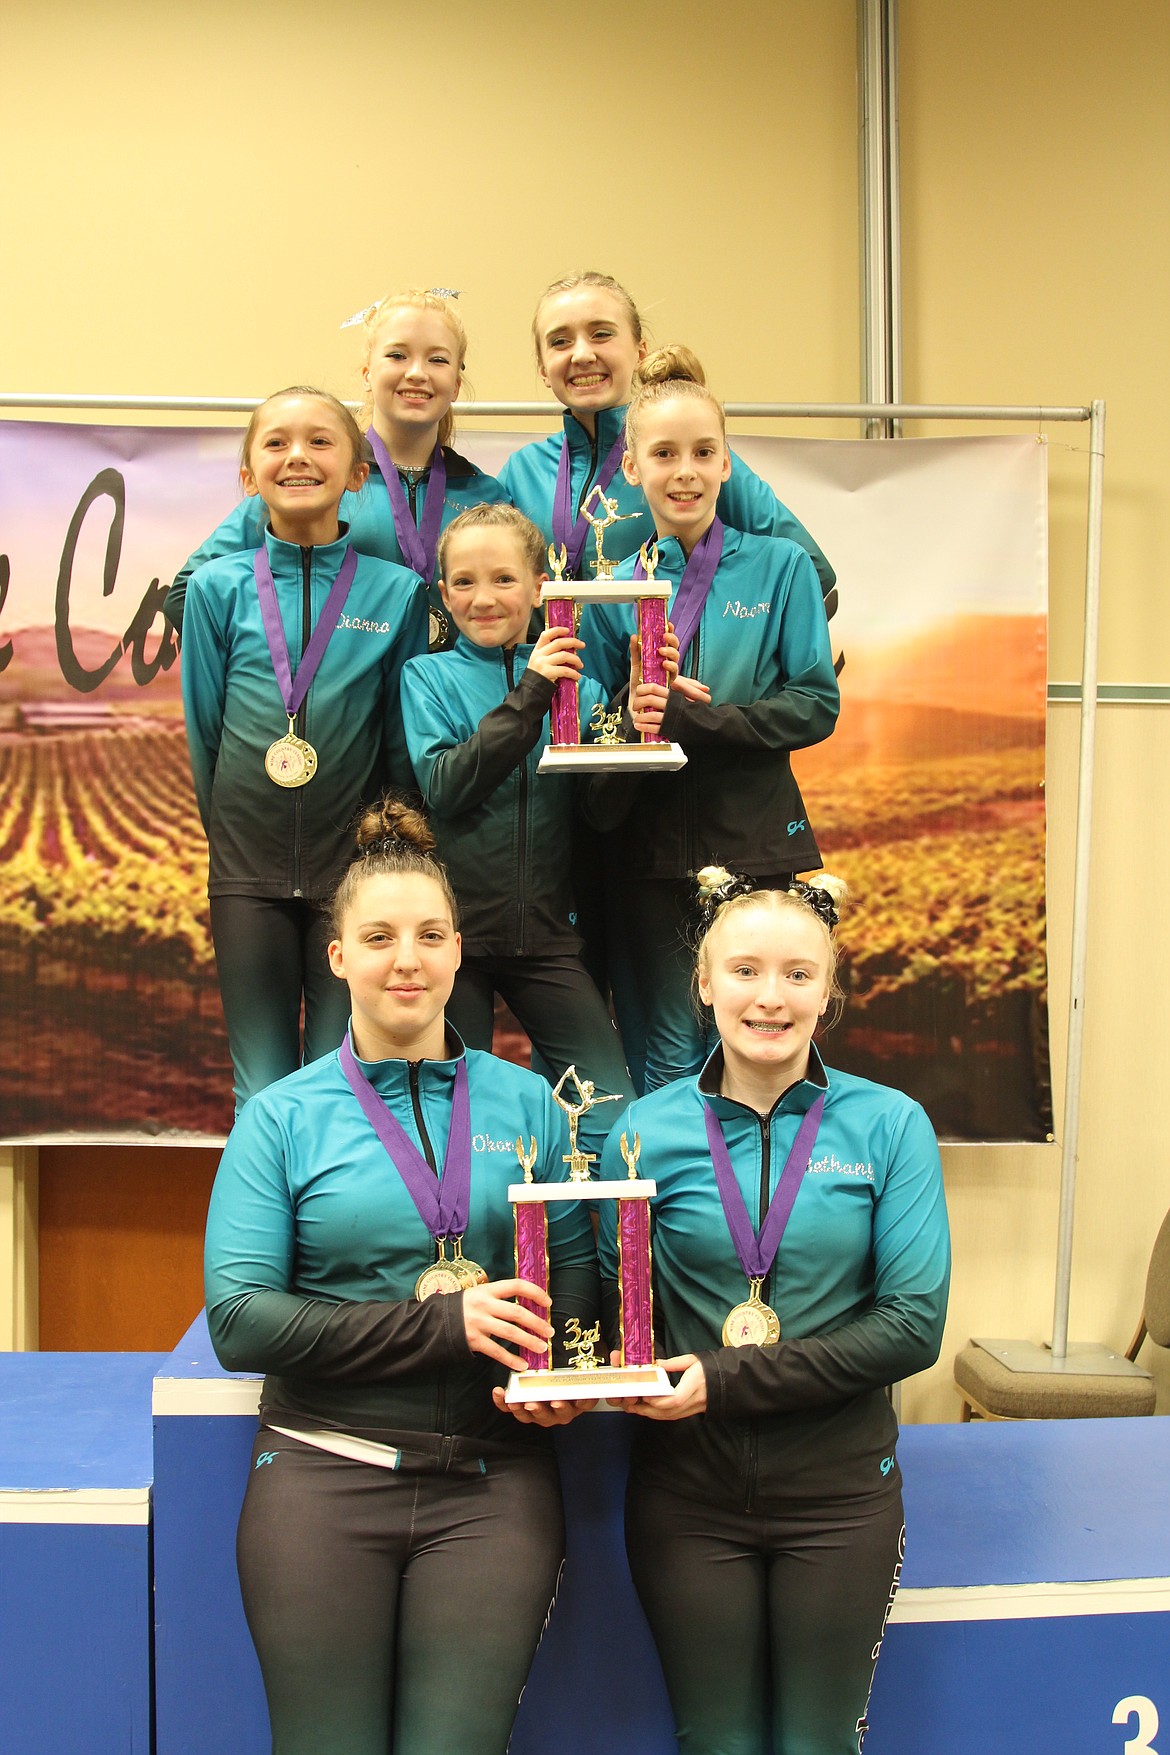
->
1114, 1696, 1160, 1755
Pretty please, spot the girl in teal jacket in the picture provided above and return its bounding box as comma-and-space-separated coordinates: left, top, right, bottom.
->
166, 289, 508, 648
401, 504, 636, 1151
499, 270, 835, 597
181, 388, 428, 1109
205, 799, 598, 1755
583, 347, 840, 1090
597, 871, 950, 1755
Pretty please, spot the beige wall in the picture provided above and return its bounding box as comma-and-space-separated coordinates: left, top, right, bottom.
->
898, 0, 1170, 1417
4, 1, 1169, 1414
1, 1, 859, 410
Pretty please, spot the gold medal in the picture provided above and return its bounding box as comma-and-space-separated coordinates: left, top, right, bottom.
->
450, 1236, 488, 1289
722, 1278, 781, 1348
415, 1261, 463, 1299
415, 1240, 463, 1300
265, 716, 318, 788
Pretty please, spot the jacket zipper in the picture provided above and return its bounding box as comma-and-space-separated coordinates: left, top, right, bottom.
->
575, 422, 600, 520
407, 1061, 439, 1172
405, 470, 420, 527
758, 1115, 773, 1302
408, 1060, 445, 1431
292, 546, 312, 895
505, 647, 528, 951
745, 1110, 771, 1513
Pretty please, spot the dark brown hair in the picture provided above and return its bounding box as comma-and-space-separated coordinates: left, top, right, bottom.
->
330, 796, 460, 939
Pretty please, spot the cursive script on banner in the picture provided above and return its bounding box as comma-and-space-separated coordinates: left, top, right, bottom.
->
41, 467, 179, 692
0, 553, 11, 674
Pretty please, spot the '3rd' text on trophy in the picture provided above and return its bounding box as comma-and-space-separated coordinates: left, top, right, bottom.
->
538, 484, 686, 774
505, 1067, 671, 1404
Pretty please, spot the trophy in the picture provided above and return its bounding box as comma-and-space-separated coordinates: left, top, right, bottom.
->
538, 485, 686, 773
505, 1067, 671, 1404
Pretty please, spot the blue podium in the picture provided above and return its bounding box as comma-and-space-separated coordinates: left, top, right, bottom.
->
152, 1316, 1170, 1755
0, 1351, 161, 1755
867, 1417, 1170, 1754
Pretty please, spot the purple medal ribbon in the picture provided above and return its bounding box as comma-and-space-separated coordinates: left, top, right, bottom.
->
704, 1092, 825, 1285
552, 425, 627, 575
367, 431, 446, 582
339, 1036, 472, 1242
635, 516, 725, 665
253, 545, 358, 720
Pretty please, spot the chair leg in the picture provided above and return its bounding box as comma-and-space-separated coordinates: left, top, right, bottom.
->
959, 1398, 974, 1422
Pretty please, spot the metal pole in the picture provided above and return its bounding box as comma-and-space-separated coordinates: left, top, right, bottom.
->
721, 403, 1088, 422
0, 394, 1094, 423
859, 0, 901, 437
886, 0, 903, 420
1050, 398, 1106, 1360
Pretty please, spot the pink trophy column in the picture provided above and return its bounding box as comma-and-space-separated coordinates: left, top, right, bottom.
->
636, 597, 668, 746
514, 1204, 552, 1372
545, 599, 580, 747
618, 1197, 654, 1367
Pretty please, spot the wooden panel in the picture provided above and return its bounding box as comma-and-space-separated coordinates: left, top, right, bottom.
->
38, 1147, 220, 1353
0, 1146, 39, 1350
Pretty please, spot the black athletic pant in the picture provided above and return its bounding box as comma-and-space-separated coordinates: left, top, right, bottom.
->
447, 952, 635, 1153
237, 1428, 564, 1755
209, 895, 350, 1112
625, 1474, 905, 1755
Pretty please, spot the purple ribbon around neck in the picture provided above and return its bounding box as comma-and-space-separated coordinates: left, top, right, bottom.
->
367, 431, 447, 582
552, 426, 627, 575
253, 545, 357, 720
703, 1092, 825, 1285
340, 1036, 471, 1240
635, 516, 724, 666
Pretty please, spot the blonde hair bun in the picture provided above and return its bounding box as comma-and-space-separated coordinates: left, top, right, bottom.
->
625, 346, 723, 459
632, 344, 707, 393
695, 863, 735, 900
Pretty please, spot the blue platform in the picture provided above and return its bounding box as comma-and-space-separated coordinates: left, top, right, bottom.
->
0, 1351, 162, 1755
866, 1418, 1170, 1755
152, 1315, 1170, 1755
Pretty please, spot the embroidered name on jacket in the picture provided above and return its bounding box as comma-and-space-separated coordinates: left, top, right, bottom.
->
338, 612, 393, 634
808, 1154, 875, 1183
473, 1133, 519, 1154
721, 599, 771, 619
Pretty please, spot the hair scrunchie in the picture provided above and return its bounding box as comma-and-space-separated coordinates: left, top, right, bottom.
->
361, 834, 437, 862
788, 878, 840, 930
697, 872, 756, 931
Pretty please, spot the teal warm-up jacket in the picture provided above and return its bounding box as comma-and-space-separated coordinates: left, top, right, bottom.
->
597, 1043, 951, 1506
401, 636, 619, 957
499, 405, 836, 599
181, 528, 428, 900
580, 527, 839, 879
165, 444, 508, 645
205, 1034, 598, 1444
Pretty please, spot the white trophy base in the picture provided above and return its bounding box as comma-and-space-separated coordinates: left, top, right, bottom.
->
537, 742, 686, 773
504, 1363, 673, 1404
509, 1179, 656, 1202
543, 581, 671, 604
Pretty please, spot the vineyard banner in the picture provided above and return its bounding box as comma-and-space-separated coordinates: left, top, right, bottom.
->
0, 422, 1049, 1143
